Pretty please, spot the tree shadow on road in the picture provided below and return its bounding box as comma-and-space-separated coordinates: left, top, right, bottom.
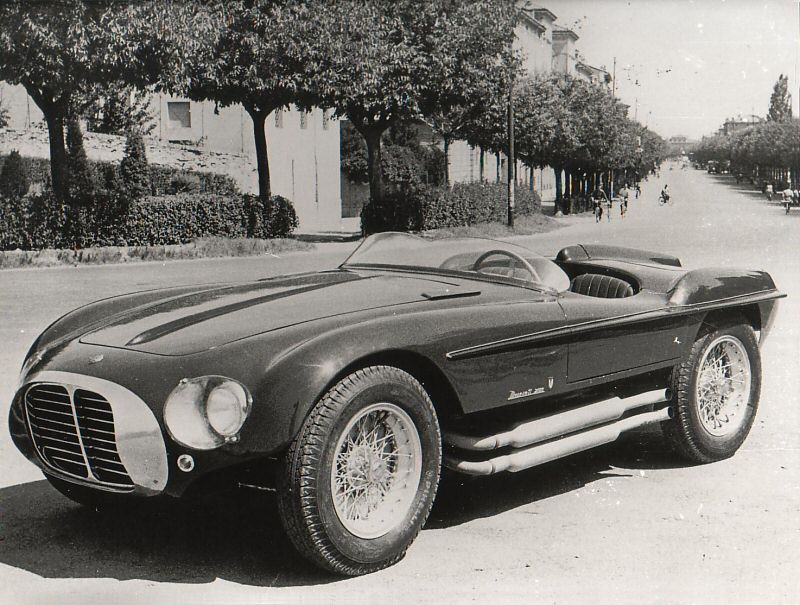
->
428, 427, 686, 529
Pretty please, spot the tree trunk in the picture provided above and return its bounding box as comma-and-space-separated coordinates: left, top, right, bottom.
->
363, 127, 384, 204
44, 111, 68, 202
554, 166, 563, 205
496, 152, 501, 183
444, 136, 451, 187
247, 108, 271, 200
507, 91, 515, 228
479, 147, 485, 182
25, 87, 68, 202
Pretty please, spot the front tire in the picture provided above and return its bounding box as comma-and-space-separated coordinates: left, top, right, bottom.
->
664, 322, 761, 463
277, 366, 442, 575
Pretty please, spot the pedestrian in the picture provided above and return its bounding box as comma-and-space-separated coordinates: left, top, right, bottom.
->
635, 183, 641, 199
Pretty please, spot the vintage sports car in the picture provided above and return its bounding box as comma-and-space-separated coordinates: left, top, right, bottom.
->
9, 233, 784, 575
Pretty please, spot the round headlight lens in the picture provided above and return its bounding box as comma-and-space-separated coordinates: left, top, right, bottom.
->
206, 382, 248, 437
163, 376, 251, 450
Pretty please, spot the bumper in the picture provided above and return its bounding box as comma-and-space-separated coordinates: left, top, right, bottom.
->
10, 370, 169, 496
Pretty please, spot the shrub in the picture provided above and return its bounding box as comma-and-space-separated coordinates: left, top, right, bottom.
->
119, 130, 150, 199
0, 150, 30, 198
169, 172, 202, 194
0, 154, 239, 196
361, 182, 542, 235
0, 192, 298, 250
66, 117, 97, 208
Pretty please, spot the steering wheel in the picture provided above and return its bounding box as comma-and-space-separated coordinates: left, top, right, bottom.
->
472, 249, 541, 282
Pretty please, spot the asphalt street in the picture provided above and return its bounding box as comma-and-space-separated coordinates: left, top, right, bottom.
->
1, 163, 798, 604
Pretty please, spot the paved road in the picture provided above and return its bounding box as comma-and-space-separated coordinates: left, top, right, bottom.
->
1, 164, 798, 604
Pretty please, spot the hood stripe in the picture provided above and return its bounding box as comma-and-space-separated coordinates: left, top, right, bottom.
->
126, 280, 358, 347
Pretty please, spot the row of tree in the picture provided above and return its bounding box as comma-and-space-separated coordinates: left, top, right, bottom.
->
0, 0, 664, 213
693, 75, 798, 189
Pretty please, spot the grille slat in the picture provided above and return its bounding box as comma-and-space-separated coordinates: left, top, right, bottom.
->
25, 384, 134, 488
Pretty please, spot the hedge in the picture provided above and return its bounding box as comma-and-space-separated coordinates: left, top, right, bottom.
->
0, 154, 239, 196
361, 181, 542, 234
0, 192, 297, 250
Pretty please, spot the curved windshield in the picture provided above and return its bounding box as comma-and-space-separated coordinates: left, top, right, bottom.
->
342, 232, 570, 292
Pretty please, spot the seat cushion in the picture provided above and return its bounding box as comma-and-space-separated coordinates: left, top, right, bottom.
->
570, 273, 635, 298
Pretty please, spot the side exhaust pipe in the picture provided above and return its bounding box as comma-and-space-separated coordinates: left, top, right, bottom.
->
444, 388, 670, 451
444, 390, 673, 476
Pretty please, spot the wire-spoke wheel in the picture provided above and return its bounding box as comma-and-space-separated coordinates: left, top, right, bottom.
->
664, 322, 761, 463
331, 403, 422, 539
277, 366, 441, 576
695, 336, 752, 437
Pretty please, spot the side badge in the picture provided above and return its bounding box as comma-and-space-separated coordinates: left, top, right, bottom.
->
548, 377, 554, 390
88, 354, 104, 365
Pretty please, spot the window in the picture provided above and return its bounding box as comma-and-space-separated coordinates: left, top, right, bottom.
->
275, 108, 284, 129
167, 101, 191, 128
300, 110, 309, 130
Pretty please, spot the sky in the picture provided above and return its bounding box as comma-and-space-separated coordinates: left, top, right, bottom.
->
542, 0, 800, 140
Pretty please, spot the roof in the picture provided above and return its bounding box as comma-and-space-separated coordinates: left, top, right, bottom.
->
532, 7, 557, 22
552, 25, 579, 41
518, 10, 547, 33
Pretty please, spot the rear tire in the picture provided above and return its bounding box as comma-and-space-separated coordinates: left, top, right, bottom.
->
277, 366, 441, 575
663, 322, 760, 463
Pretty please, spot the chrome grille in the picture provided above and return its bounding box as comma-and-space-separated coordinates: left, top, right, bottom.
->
25, 384, 134, 489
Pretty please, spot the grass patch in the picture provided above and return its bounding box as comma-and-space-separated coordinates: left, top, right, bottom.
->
0, 237, 314, 270
422, 212, 563, 239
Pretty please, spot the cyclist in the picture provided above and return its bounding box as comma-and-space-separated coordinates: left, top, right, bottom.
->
659, 185, 670, 205
591, 186, 608, 222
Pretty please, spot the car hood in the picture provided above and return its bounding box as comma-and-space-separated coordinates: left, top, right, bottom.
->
79, 270, 466, 356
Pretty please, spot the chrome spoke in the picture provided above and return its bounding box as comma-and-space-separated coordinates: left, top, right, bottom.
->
695, 335, 751, 437
330, 403, 423, 539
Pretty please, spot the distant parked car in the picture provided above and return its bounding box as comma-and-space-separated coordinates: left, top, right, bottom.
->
9, 233, 785, 575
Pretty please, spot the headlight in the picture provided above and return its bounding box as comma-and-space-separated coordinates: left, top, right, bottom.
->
163, 376, 252, 450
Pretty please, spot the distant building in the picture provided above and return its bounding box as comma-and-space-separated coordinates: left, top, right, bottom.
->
719, 114, 764, 136
0, 83, 343, 233
551, 25, 580, 76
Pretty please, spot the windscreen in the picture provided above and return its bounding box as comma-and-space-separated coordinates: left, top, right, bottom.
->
342, 232, 570, 292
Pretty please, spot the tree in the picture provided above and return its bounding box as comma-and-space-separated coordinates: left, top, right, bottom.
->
767, 74, 792, 123
0, 149, 30, 197
83, 84, 155, 136
414, 0, 519, 185
180, 0, 319, 200
119, 130, 150, 199
0, 2, 108, 201
0, 1, 179, 202
66, 116, 96, 208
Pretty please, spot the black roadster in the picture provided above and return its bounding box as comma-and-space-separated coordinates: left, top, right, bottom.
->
9, 233, 784, 575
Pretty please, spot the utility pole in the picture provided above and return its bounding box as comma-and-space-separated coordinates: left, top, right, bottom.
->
612, 56, 617, 97
507, 86, 515, 228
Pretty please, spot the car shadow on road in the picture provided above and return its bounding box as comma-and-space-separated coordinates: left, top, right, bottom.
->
0, 429, 685, 585
428, 427, 686, 529
0, 480, 335, 587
